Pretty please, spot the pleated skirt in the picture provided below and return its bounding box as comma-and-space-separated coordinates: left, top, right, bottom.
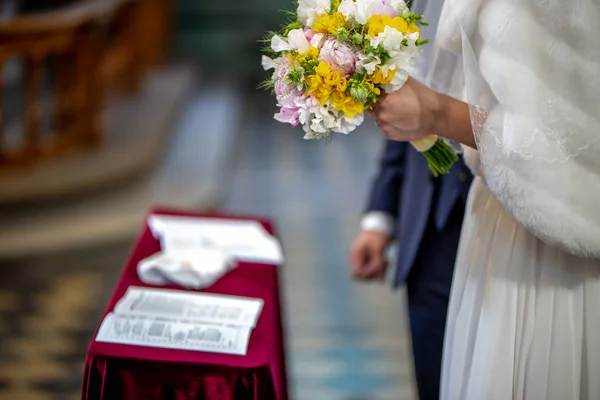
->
441, 177, 600, 400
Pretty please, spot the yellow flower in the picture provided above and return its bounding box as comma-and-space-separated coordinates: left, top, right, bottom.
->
315, 86, 332, 106
371, 68, 395, 85
408, 22, 420, 33
385, 69, 397, 83
336, 76, 348, 92
306, 74, 323, 95
324, 70, 342, 87
312, 14, 329, 34
288, 47, 319, 67
315, 62, 331, 77
313, 12, 346, 35
366, 15, 385, 37
365, 80, 381, 96
330, 91, 348, 110
370, 69, 384, 84
329, 90, 366, 117
305, 46, 320, 59
367, 15, 409, 37
342, 98, 365, 118
386, 16, 409, 33
306, 64, 350, 108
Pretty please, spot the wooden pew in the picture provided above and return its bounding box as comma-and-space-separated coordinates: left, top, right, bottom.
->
0, 0, 170, 169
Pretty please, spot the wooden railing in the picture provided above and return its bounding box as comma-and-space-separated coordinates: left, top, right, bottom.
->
0, 0, 169, 169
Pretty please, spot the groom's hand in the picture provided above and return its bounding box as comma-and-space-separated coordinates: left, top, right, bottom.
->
351, 231, 393, 281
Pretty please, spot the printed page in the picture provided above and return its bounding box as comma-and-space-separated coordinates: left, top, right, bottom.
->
113, 286, 263, 328
95, 313, 253, 355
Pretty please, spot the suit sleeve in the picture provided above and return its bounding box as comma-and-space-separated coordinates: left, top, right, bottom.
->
365, 140, 407, 218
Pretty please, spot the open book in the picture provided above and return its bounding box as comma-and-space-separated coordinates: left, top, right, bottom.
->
95, 287, 264, 355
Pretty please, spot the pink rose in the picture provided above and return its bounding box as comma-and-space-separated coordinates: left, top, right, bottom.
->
274, 58, 291, 81
274, 88, 306, 128
274, 79, 289, 96
274, 107, 301, 128
318, 38, 358, 78
277, 87, 302, 109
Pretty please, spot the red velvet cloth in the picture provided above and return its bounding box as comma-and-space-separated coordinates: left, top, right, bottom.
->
82, 208, 288, 400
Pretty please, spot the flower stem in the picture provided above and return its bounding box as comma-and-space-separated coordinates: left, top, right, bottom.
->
421, 139, 458, 177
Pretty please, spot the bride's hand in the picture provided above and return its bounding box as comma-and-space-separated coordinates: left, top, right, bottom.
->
372, 77, 477, 148
372, 77, 442, 142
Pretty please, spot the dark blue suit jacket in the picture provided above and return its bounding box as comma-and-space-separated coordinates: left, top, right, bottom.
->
366, 141, 473, 288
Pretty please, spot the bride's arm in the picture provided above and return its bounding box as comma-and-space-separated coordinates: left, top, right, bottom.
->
433, 94, 476, 149
373, 77, 476, 149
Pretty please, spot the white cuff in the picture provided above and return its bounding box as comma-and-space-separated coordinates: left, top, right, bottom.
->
360, 212, 396, 235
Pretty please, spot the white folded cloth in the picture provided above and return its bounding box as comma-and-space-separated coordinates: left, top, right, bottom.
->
137, 247, 236, 289
148, 215, 284, 265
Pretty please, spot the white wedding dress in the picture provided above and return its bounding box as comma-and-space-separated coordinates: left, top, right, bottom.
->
442, 173, 600, 399
426, 0, 600, 398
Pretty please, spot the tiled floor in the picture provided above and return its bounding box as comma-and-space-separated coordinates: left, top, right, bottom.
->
0, 90, 416, 399
223, 93, 416, 399
0, 242, 133, 400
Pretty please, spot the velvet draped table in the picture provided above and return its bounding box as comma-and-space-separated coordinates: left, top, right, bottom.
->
81, 209, 288, 400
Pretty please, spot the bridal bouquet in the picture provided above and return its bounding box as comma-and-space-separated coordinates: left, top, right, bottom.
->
261, 0, 458, 176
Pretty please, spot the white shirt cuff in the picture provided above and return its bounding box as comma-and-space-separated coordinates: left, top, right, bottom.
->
360, 211, 396, 235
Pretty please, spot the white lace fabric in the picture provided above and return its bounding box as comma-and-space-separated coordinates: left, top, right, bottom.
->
424, 0, 600, 257
429, 0, 600, 163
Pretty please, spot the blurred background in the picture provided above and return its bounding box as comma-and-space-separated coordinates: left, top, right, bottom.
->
0, 1, 416, 399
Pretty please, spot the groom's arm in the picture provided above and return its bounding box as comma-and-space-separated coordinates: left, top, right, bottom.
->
361, 140, 407, 235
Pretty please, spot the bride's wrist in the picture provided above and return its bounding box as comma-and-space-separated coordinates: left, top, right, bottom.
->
433, 93, 477, 149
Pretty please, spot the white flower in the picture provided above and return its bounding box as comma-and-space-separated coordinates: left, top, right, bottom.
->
370, 25, 405, 52
382, 65, 411, 92
308, 104, 333, 133
311, 120, 329, 133
338, 0, 359, 19
338, 0, 397, 24
377, 48, 417, 92
288, 29, 311, 53
271, 35, 291, 52
389, 0, 409, 14
297, 0, 331, 26
370, 26, 420, 52
303, 128, 318, 139
400, 31, 421, 51
310, 33, 327, 49
299, 95, 365, 139
338, 0, 371, 24
365, 27, 421, 91
301, 100, 337, 138
298, 97, 321, 138
261, 56, 275, 70
337, 112, 364, 134
356, 52, 381, 74
270, 29, 311, 54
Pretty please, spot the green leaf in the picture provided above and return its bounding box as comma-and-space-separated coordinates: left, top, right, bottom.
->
287, 69, 305, 84
284, 20, 304, 34
258, 78, 276, 94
